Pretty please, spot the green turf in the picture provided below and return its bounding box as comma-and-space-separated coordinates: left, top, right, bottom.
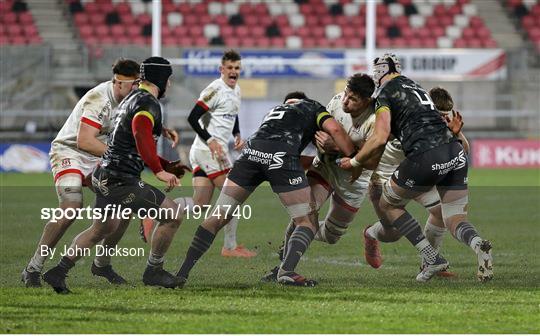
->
1, 169, 539, 333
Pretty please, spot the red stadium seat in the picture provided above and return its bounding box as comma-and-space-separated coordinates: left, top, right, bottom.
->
110, 25, 124, 37
18, 12, 33, 24
11, 36, 27, 45
95, 25, 109, 38
271, 37, 285, 48
453, 38, 467, 48
255, 37, 271, 48
73, 13, 88, 26
194, 37, 209, 47
239, 37, 254, 47
3, 13, 17, 24
302, 38, 317, 48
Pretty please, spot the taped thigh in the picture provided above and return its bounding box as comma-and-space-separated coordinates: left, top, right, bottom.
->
414, 187, 441, 210
55, 174, 83, 204
381, 180, 410, 207
320, 196, 356, 244
441, 195, 468, 221
213, 192, 242, 219
285, 202, 314, 219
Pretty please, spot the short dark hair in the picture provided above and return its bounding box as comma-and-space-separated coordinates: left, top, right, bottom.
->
429, 86, 454, 111
283, 91, 307, 103
112, 58, 140, 77
222, 49, 241, 64
346, 73, 375, 99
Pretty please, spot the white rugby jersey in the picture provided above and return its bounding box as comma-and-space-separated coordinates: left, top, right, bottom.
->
326, 92, 374, 147
192, 78, 241, 151
50, 81, 117, 158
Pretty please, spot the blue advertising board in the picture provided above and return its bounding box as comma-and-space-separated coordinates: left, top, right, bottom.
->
182, 49, 345, 78
0, 142, 51, 172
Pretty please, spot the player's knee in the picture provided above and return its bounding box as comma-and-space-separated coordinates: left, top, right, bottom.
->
427, 208, 445, 228
441, 195, 468, 224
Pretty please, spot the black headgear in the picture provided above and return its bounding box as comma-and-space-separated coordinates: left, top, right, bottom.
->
140, 56, 172, 99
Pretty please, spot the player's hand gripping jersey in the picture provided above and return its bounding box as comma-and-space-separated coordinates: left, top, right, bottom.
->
375, 76, 456, 157
101, 88, 162, 177
50, 81, 116, 179
228, 98, 332, 192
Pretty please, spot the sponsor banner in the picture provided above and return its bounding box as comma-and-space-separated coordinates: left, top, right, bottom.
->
346, 49, 506, 80
182, 49, 345, 78
472, 139, 540, 168
0, 143, 51, 172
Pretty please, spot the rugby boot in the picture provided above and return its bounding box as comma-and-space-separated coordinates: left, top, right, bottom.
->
91, 262, 127, 285
261, 266, 279, 282
475, 240, 493, 282
143, 265, 184, 289
416, 255, 449, 282
363, 226, 383, 269
277, 271, 317, 287
420, 258, 456, 278
221, 245, 257, 258
21, 268, 41, 288
43, 266, 71, 294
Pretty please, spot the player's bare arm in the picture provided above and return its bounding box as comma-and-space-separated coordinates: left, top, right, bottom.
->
77, 122, 107, 157
340, 107, 391, 172
232, 116, 244, 150
320, 117, 356, 157
314, 130, 340, 154
162, 127, 179, 148
445, 110, 470, 154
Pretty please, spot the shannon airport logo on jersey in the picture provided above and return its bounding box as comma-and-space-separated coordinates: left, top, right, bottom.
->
432, 150, 466, 175
243, 148, 285, 170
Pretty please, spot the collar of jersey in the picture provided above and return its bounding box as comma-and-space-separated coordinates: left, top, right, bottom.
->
139, 83, 153, 93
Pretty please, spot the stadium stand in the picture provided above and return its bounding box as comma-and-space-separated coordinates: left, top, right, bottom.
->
0, 0, 42, 45
66, 0, 497, 48
505, 0, 540, 53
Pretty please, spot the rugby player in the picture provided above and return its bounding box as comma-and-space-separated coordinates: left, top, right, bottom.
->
363, 86, 468, 275
186, 49, 255, 258
22, 59, 140, 287
42, 57, 187, 294
176, 92, 356, 287
340, 53, 493, 282
261, 74, 378, 281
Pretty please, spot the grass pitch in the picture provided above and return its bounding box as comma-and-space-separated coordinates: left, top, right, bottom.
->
0, 169, 539, 333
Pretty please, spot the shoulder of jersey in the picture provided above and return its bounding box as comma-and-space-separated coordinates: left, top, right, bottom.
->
326, 92, 344, 113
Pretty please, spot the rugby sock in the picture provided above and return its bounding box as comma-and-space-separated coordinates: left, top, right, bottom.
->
454, 222, 482, 252
177, 226, 215, 279
147, 252, 165, 268
57, 256, 75, 274
93, 251, 111, 268
222, 217, 239, 250
366, 221, 385, 240
424, 221, 446, 251
314, 220, 326, 242
27, 248, 47, 273
392, 212, 439, 264
280, 226, 314, 273
281, 221, 296, 261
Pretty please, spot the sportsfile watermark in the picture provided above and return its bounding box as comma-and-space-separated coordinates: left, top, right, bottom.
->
40, 204, 252, 223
